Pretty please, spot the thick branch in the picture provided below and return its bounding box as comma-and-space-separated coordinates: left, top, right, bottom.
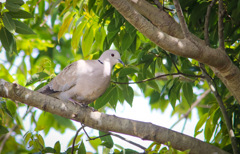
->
108, 0, 240, 104
128, 0, 183, 38
108, 0, 229, 70
0, 79, 229, 154
200, 64, 239, 154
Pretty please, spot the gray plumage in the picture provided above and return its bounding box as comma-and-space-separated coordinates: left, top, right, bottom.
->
37, 50, 124, 105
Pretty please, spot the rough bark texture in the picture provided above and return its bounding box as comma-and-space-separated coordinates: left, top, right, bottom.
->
107, 0, 240, 104
0, 79, 229, 154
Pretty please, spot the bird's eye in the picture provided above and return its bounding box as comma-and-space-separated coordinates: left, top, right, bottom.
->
111, 53, 114, 57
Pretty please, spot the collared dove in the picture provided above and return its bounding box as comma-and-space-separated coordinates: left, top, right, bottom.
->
37, 50, 124, 105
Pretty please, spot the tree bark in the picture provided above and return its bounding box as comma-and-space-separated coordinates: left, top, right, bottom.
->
107, 0, 240, 104
0, 79, 229, 153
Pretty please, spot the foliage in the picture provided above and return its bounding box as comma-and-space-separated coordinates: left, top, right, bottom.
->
0, 0, 240, 153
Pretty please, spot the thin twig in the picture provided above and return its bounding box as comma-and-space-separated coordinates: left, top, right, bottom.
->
0, 125, 18, 152
0, 106, 33, 153
85, 131, 146, 151
86, 133, 111, 141
173, 0, 190, 38
218, 0, 225, 49
110, 132, 146, 150
170, 89, 210, 129
153, 0, 163, 10
81, 124, 146, 151
200, 63, 239, 154
204, 0, 217, 46
113, 73, 204, 85
163, 51, 181, 73
81, 123, 91, 139
71, 126, 84, 154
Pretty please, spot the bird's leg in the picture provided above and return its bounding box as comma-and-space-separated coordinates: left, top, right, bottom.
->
68, 98, 96, 111
68, 98, 88, 108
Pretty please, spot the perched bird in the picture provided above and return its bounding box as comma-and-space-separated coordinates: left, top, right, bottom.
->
37, 50, 124, 105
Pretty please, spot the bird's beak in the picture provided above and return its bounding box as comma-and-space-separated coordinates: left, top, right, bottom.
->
118, 59, 125, 66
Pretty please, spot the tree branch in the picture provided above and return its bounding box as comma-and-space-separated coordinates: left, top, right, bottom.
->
0, 125, 18, 152
0, 106, 33, 153
218, 0, 225, 49
128, 0, 183, 38
110, 132, 146, 150
112, 73, 204, 84
108, 0, 230, 69
200, 64, 239, 154
71, 126, 84, 154
173, 0, 190, 38
108, 0, 240, 104
0, 79, 228, 153
153, 0, 163, 10
204, 0, 217, 46
170, 89, 211, 129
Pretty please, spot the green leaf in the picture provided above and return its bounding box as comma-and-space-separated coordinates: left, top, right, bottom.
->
23, 131, 32, 145
89, 137, 101, 151
119, 67, 138, 77
78, 141, 86, 154
72, 20, 86, 50
7, 0, 24, 6
5, 1, 21, 12
123, 86, 134, 106
204, 115, 214, 142
14, 20, 36, 34
0, 125, 9, 135
35, 112, 54, 134
109, 86, 118, 110
0, 101, 13, 118
99, 131, 114, 148
38, 0, 45, 19
0, 64, 14, 82
53, 114, 76, 130
182, 82, 194, 106
43, 147, 56, 153
88, 0, 96, 12
36, 134, 45, 147
68, 134, 83, 147
8, 10, 33, 18
82, 25, 94, 56
121, 32, 136, 51
95, 86, 116, 109
3, 13, 16, 33
54, 141, 61, 154
194, 113, 208, 137
26, 72, 49, 86
6, 100, 17, 116
0, 27, 17, 54
125, 21, 135, 33
150, 91, 160, 104
168, 79, 182, 109
58, 12, 74, 40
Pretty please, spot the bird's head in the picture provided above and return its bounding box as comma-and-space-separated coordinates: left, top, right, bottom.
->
99, 50, 124, 66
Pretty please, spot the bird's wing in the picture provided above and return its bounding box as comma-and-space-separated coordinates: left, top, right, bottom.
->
50, 61, 79, 92
38, 61, 79, 94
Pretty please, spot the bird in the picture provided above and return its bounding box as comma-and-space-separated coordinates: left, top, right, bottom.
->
37, 50, 124, 106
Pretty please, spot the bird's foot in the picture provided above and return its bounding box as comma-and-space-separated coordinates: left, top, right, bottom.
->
68, 98, 96, 111
68, 98, 88, 107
